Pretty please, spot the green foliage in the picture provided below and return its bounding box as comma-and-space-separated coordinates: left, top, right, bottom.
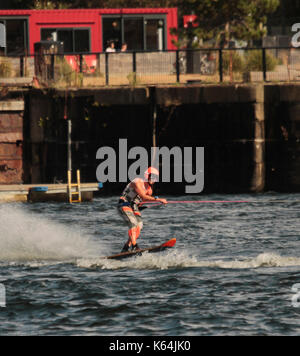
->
55, 57, 83, 87
176, 0, 281, 47
220, 49, 279, 74
222, 51, 245, 73
33, 1, 66, 9
0, 0, 35, 9
245, 50, 278, 71
0, 0, 181, 10
127, 72, 141, 87
0, 58, 13, 78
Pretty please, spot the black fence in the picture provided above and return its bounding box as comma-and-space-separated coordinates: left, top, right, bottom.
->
1, 47, 300, 86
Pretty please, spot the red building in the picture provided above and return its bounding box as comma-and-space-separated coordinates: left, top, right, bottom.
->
0, 8, 178, 55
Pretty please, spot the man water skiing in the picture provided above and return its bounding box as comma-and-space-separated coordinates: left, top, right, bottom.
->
118, 167, 168, 252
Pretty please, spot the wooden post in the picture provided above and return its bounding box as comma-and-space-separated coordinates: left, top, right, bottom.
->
262, 48, 267, 82
176, 50, 180, 82
251, 85, 265, 192
219, 49, 223, 83
67, 170, 72, 203
105, 52, 109, 85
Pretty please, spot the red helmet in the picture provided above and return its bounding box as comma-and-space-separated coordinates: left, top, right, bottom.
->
144, 167, 159, 181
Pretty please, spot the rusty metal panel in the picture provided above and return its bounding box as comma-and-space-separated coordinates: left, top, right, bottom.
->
0, 132, 22, 142
0, 110, 23, 184
0, 157, 23, 184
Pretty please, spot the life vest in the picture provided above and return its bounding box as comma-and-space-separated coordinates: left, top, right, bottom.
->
120, 178, 152, 206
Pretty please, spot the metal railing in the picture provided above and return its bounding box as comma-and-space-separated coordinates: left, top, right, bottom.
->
1, 47, 300, 87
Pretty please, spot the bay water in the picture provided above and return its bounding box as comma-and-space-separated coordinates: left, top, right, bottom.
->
0, 193, 299, 336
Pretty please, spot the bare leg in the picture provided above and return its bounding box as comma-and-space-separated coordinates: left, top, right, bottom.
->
128, 226, 141, 246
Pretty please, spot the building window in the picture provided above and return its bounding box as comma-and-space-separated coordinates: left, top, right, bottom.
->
74, 29, 90, 52
102, 18, 122, 51
145, 19, 165, 51
0, 21, 5, 55
41, 28, 90, 53
0, 18, 28, 55
124, 18, 144, 51
102, 15, 166, 52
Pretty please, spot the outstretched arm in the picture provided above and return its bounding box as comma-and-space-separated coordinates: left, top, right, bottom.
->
134, 180, 167, 204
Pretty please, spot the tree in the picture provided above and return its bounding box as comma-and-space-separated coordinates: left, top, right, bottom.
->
0, 0, 181, 10
0, 0, 35, 9
178, 0, 280, 47
76, 0, 178, 8
0, 0, 75, 9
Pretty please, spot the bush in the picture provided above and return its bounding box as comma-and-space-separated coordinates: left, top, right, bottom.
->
55, 57, 83, 87
245, 50, 278, 72
222, 51, 245, 73
127, 72, 141, 87
0, 59, 13, 78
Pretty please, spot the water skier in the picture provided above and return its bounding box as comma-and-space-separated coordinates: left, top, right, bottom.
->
118, 167, 168, 252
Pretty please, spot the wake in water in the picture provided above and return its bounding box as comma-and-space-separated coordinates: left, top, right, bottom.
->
1, 205, 299, 271
0, 205, 104, 264
77, 249, 300, 270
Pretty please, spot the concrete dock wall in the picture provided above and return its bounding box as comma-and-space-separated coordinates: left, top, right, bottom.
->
264, 85, 300, 191
1, 84, 299, 194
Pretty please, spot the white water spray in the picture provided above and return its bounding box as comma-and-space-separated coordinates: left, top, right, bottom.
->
77, 250, 300, 270
0, 205, 103, 263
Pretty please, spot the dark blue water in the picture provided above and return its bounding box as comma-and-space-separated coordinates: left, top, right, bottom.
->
0, 194, 299, 336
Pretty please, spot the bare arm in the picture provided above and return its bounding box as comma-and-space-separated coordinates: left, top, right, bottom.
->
134, 180, 167, 204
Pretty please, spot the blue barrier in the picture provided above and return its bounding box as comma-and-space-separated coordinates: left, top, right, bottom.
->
30, 187, 49, 192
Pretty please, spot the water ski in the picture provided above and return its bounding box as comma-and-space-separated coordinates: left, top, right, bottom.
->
105, 238, 176, 260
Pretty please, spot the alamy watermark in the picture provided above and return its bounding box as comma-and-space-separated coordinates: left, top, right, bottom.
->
291, 283, 300, 308
96, 139, 204, 193
0, 283, 6, 308
291, 24, 300, 48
